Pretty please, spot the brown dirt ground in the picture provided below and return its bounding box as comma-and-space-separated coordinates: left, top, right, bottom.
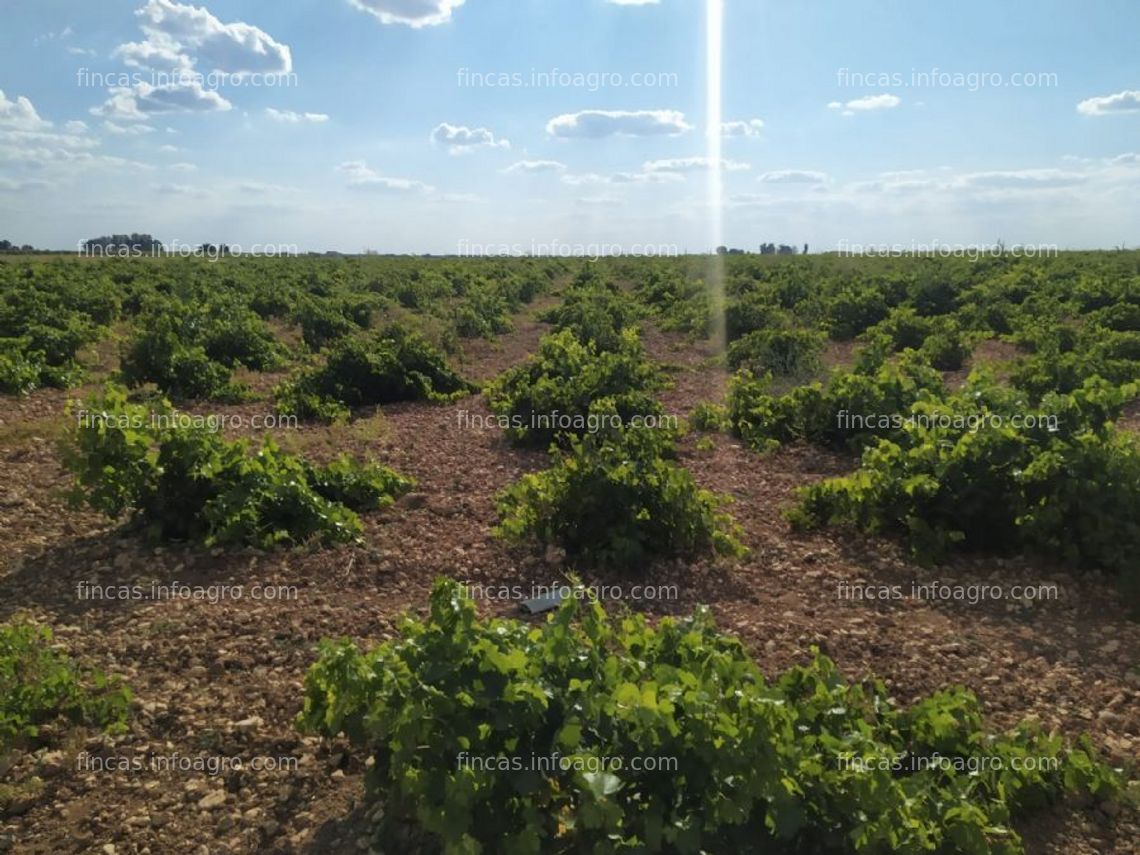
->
0, 307, 1136, 855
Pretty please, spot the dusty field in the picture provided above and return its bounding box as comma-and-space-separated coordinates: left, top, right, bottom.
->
0, 303, 1136, 854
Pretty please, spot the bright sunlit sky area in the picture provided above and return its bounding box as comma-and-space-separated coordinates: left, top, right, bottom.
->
1, 0, 1137, 253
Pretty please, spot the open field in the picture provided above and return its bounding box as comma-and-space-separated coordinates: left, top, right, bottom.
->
0, 252, 1136, 854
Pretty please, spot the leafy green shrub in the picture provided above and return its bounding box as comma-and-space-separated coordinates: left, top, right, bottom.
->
486, 328, 664, 447
299, 579, 1122, 855
689, 402, 730, 432
0, 344, 46, 395
120, 318, 239, 401
1, 619, 130, 750
635, 269, 713, 337
276, 324, 475, 422
540, 283, 641, 351
724, 294, 790, 342
727, 328, 826, 378
295, 299, 357, 350
453, 282, 514, 339
920, 320, 972, 370
118, 298, 284, 401
791, 376, 1140, 589
495, 409, 744, 567
727, 353, 946, 452
63, 386, 412, 547
827, 285, 889, 340
0, 270, 111, 393
867, 306, 934, 351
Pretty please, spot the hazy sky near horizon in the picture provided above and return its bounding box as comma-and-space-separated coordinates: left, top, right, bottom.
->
0, 0, 1138, 253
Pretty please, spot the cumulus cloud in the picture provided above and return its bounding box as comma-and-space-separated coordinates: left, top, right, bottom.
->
102, 121, 156, 134
828, 94, 900, 116
118, 0, 292, 76
561, 170, 682, 186
1077, 90, 1140, 116
337, 160, 432, 193
0, 91, 127, 171
546, 109, 691, 138
0, 90, 50, 131
151, 181, 207, 197
266, 108, 329, 123
757, 170, 828, 184
721, 118, 764, 138
0, 177, 56, 192
430, 122, 509, 153
644, 156, 750, 174
347, 0, 466, 27
952, 169, 1088, 189
94, 81, 232, 120
502, 160, 566, 174
98, 1, 290, 122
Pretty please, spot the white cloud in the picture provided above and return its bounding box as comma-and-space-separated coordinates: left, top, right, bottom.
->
952, 169, 1087, 189
0, 90, 50, 131
502, 160, 566, 174
118, 0, 292, 76
0, 177, 55, 193
348, 0, 466, 27
828, 94, 900, 114
98, 1, 290, 124
1077, 90, 1140, 116
576, 195, 624, 206
561, 170, 682, 186
103, 121, 156, 134
238, 181, 298, 194
758, 170, 828, 184
93, 81, 232, 120
266, 108, 329, 123
0, 91, 133, 172
430, 122, 509, 153
546, 109, 691, 138
337, 160, 432, 193
170, 161, 197, 171
644, 156, 750, 174
721, 118, 764, 138
151, 182, 207, 197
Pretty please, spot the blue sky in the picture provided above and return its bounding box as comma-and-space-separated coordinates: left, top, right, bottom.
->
0, 0, 1137, 253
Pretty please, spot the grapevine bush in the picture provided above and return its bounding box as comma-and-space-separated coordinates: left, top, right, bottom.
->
63, 385, 413, 547
495, 407, 744, 567
791, 376, 1140, 590
1, 618, 130, 751
298, 579, 1122, 855
276, 323, 475, 422
486, 328, 664, 448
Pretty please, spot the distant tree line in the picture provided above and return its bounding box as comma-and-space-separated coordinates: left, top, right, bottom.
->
81, 234, 165, 255
716, 242, 809, 256
0, 240, 37, 253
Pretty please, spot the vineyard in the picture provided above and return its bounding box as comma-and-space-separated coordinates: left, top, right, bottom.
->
0, 251, 1137, 854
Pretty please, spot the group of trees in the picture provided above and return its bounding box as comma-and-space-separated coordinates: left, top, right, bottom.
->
80, 234, 164, 256
717, 242, 808, 256
0, 240, 36, 253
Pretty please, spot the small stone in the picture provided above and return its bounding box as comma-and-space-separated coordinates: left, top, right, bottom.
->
397, 492, 428, 510
198, 790, 227, 810
234, 716, 263, 733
